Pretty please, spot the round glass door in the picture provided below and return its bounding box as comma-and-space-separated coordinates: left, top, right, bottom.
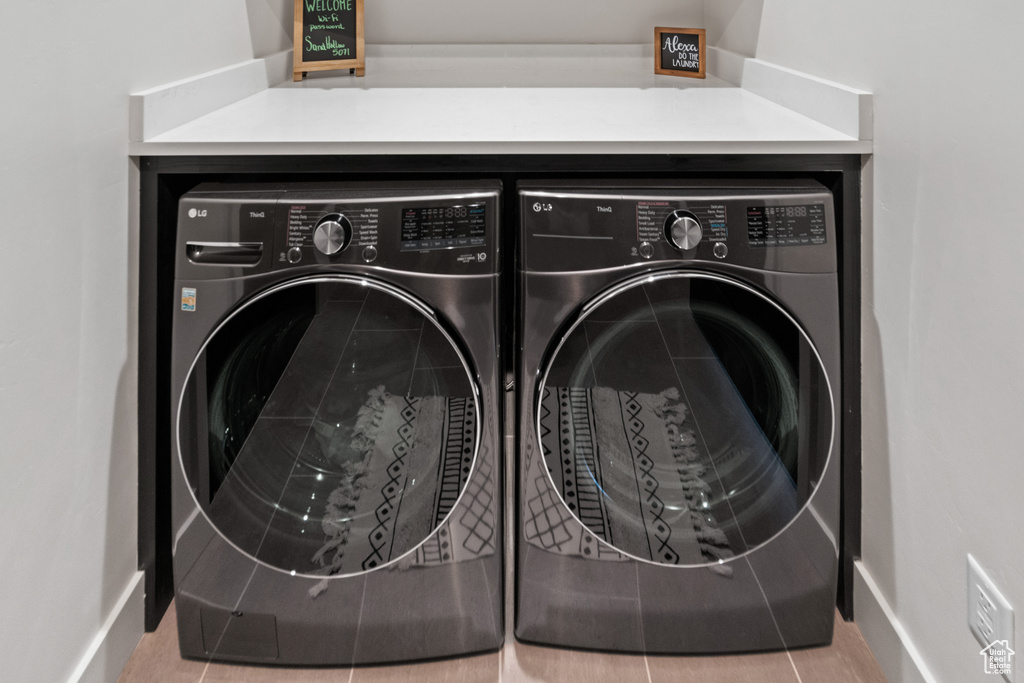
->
177, 276, 480, 577
537, 271, 833, 567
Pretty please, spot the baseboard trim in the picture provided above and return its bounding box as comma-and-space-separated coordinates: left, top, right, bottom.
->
67, 571, 145, 683
854, 561, 938, 683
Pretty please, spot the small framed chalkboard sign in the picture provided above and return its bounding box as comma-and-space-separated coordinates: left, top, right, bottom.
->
654, 27, 706, 79
293, 0, 365, 81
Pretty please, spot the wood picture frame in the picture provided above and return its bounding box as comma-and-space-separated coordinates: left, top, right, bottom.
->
654, 27, 706, 79
293, 0, 365, 81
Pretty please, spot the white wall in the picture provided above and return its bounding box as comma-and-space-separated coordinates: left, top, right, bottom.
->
731, 1, 1024, 681
0, 3, 269, 681
704, 0, 763, 56
246, 0, 704, 46
259, 0, 704, 45
364, 0, 702, 44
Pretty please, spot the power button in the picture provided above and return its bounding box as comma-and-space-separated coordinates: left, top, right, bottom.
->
287, 247, 302, 264
638, 242, 655, 259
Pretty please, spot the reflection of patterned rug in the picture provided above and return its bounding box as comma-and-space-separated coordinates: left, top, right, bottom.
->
310, 387, 495, 593
524, 387, 734, 574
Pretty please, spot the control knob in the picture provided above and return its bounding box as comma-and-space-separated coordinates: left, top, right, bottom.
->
665, 211, 703, 251
313, 214, 352, 255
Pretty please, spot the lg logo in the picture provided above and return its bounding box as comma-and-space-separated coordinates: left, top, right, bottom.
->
188, 208, 208, 219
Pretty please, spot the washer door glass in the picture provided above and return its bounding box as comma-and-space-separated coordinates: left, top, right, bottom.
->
178, 276, 480, 577
537, 272, 833, 567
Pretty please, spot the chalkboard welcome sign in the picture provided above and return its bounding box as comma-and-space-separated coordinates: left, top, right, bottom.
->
654, 27, 706, 79
293, 0, 365, 81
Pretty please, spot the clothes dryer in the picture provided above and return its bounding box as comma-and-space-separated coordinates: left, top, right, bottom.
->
171, 182, 502, 665
516, 180, 840, 653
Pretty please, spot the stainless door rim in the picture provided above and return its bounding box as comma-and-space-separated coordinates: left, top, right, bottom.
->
176, 273, 484, 579
534, 268, 836, 568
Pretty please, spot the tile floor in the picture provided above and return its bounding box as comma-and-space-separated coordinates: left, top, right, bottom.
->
118, 601, 887, 682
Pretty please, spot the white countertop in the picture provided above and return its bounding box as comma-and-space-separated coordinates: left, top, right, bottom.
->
129, 45, 872, 156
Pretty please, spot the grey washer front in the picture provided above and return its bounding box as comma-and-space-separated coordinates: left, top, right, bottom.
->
170, 181, 503, 665
516, 180, 841, 654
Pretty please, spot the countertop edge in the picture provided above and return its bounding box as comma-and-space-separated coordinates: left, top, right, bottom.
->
130, 139, 873, 157
129, 44, 873, 155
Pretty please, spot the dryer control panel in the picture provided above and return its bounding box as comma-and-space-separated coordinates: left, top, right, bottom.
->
176, 182, 501, 280
520, 181, 836, 274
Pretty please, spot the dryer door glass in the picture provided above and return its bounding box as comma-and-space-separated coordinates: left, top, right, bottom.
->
537, 272, 834, 567
177, 276, 481, 577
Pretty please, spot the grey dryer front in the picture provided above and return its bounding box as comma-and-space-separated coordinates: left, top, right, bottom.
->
516, 180, 841, 654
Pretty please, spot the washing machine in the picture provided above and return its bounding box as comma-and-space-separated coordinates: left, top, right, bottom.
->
516, 180, 840, 653
170, 181, 503, 665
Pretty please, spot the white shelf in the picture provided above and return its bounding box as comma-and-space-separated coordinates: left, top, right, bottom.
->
129, 44, 872, 156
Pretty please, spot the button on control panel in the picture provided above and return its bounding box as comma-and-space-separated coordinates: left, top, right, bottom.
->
665, 210, 703, 251
312, 214, 352, 255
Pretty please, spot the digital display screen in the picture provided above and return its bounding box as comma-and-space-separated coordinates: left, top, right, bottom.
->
401, 204, 487, 251
747, 204, 827, 247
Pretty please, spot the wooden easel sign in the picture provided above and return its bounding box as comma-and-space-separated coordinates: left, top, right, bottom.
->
654, 27, 706, 79
293, 0, 365, 81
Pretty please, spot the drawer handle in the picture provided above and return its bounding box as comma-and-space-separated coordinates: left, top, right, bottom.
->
186, 242, 263, 266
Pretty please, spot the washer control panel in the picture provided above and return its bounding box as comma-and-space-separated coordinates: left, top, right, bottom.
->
278, 195, 493, 271
400, 203, 487, 252
176, 182, 500, 279
284, 205, 375, 262
521, 182, 836, 274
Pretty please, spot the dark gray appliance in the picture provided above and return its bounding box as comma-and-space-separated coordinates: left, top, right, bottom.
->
516, 180, 840, 653
171, 182, 502, 665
